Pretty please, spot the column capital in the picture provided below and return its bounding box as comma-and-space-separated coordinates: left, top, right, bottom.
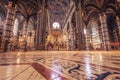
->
116, 16, 120, 21
8, 1, 13, 7
99, 13, 106, 18
99, 13, 106, 23
8, 1, 16, 8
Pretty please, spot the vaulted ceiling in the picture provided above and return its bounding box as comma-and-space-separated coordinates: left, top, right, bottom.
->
0, 0, 71, 28
0, 0, 119, 30
49, 0, 70, 28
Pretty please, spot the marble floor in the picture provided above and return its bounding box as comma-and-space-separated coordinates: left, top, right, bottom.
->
0, 51, 120, 80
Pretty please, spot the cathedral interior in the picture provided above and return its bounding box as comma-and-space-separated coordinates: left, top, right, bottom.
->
0, 0, 120, 80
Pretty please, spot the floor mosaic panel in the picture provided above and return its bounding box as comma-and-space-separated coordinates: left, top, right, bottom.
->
0, 51, 120, 80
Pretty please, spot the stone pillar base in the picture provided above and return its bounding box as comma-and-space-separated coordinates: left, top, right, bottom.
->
36, 43, 45, 50
0, 40, 9, 52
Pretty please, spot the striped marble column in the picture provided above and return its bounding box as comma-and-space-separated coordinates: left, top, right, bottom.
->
23, 20, 28, 38
36, 4, 47, 50
1, 2, 16, 52
35, 13, 39, 48
39, 9, 43, 44
22, 20, 29, 51
42, 6, 47, 44
36, 12, 42, 50
99, 13, 110, 51
66, 32, 69, 50
85, 28, 90, 50
75, 10, 81, 50
35, 4, 44, 50
116, 16, 120, 37
69, 22, 74, 50
75, 10, 85, 50
35, 12, 41, 50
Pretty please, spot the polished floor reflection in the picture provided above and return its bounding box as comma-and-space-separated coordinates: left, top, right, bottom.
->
0, 51, 120, 80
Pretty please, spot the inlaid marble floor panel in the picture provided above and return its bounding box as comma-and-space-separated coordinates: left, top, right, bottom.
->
0, 51, 120, 80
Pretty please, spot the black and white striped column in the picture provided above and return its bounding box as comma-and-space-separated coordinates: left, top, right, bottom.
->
116, 16, 120, 37
22, 20, 29, 51
1, 2, 16, 52
66, 32, 69, 50
99, 13, 110, 51
3, 2, 16, 40
69, 21, 74, 50
85, 27, 90, 50
36, 3, 47, 50
35, 12, 40, 49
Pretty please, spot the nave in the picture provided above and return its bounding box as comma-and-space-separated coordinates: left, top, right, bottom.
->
0, 0, 120, 80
